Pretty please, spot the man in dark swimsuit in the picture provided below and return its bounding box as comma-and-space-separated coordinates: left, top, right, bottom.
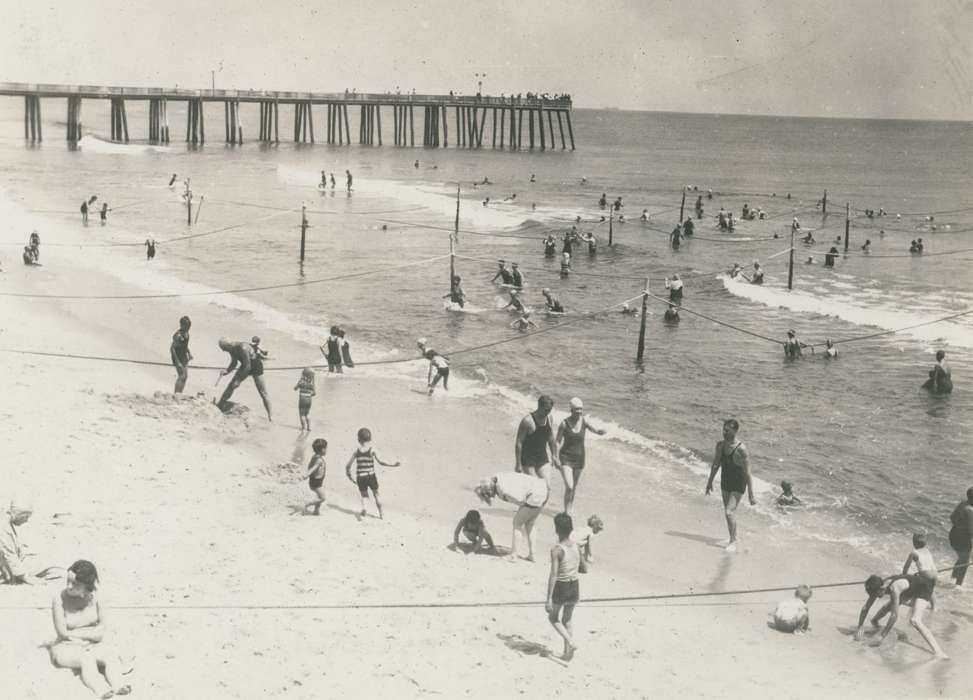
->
515, 395, 559, 484
855, 574, 948, 658
949, 487, 973, 587
170, 316, 192, 393
216, 338, 253, 412
705, 419, 754, 552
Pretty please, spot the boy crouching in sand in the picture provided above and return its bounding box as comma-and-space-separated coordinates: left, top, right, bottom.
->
345, 427, 400, 519
452, 510, 496, 555
304, 438, 327, 515
773, 585, 812, 634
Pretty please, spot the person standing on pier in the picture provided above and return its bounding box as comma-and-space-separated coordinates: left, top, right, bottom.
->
705, 418, 754, 553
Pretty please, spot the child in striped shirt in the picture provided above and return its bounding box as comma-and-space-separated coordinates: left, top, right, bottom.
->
345, 427, 400, 519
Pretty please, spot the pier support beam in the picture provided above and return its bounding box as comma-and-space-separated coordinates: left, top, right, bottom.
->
441, 105, 448, 147
67, 96, 83, 142
110, 98, 128, 142
556, 111, 565, 149
499, 108, 505, 149
566, 111, 575, 150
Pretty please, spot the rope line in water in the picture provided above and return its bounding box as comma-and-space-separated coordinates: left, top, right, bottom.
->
0, 293, 646, 372
0, 254, 450, 300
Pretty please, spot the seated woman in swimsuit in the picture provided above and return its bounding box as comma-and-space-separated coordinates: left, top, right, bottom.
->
49, 560, 132, 697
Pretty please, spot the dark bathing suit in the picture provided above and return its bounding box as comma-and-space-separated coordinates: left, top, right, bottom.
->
894, 574, 934, 603
355, 447, 379, 495
720, 442, 746, 494
171, 330, 190, 365
522, 413, 552, 468
559, 419, 586, 469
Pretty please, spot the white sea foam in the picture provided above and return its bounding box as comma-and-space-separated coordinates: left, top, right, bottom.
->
720, 274, 973, 349
77, 135, 171, 155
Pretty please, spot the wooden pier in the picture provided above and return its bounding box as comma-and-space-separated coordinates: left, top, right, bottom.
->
0, 82, 575, 150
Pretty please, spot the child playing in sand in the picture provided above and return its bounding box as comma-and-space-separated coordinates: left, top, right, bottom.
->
452, 510, 496, 554
546, 513, 586, 661
294, 367, 316, 431
345, 427, 400, 519
776, 481, 802, 507
773, 584, 812, 633
902, 531, 938, 607
304, 438, 327, 515
570, 515, 604, 563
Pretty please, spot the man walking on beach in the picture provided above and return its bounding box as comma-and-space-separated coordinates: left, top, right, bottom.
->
516, 395, 560, 484
705, 419, 754, 552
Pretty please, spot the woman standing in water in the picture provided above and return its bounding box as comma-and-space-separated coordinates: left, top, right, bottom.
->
49, 560, 131, 697
556, 398, 606, 515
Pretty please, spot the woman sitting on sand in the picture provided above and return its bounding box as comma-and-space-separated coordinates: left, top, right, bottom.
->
49, 560, 131, 697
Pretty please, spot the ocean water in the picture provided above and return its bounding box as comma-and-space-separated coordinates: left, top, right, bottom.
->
1, 100, 972, 561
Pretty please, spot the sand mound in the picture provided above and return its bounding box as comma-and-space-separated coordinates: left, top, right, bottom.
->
102, 391, 254, 438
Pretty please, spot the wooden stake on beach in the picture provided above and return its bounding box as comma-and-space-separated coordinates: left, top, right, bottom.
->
679, 189, 686, 224
788, 226, 795, 290
822, 189, 828, 218
844, 203, 850, 253
608, 209, 613, 246
300, 204, 307, 262
194, 195, 204, 224
636, 277, 649, 363
187, 193, 192, 226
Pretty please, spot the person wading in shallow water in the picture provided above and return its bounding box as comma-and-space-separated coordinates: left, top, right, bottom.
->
705, 418, 754, 553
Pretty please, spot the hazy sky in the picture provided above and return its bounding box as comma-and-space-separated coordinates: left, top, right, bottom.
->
3, 0, 971, 120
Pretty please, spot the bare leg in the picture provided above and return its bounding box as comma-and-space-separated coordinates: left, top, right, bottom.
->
374, 490, 383, 519
871, 599, 894, 627
52, 645, 111, 696
523, 506, 542, 562
548, 604, 575, 657
910, 600, 948, 658
559, 464, 576, 514
174, 366, 188, 393
721, 490, 742, 547
253, 376, 273, 421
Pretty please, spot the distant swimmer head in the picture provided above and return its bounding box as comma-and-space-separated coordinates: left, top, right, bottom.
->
569, 397, 583, 412
781, 480, 793, 494
587, 514, 604, 533
621, 303, 630, 311
787, 329, 796, 337
542, 288, 551, 295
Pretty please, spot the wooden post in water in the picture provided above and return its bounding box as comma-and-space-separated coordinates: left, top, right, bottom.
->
566, 112, 575, 150
788, 227, 795, 291
300, 204, 307, 262
200, 100, 206, 144
822, 189, 827, 218
528, 109, 535, 149
844, 203, 850, 253
608, 209, 614, 246
194, 195, 204, 224
679, 189, 686, 225
636, 277, 649, 364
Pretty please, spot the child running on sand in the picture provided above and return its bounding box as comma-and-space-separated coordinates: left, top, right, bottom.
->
345, 427, 400, 519
546, 512, 586, 661
294, 367, 316, 431
452, 510, 496, 554
304, 438, 328, 515
773, 585, 812, 634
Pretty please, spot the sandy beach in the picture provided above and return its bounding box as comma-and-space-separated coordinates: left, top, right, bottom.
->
1, 194, 971, 700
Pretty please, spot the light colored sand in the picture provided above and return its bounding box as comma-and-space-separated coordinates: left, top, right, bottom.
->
1, 200, 970, 699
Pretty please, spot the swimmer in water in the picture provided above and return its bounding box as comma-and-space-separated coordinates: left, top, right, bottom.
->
510, 262, 525, 289
542, 288, 564, 313
492, 260, 514, 285
483, 197, 490, 207
663, 304, 680, 322
776, 481, 802, 507
502, 290, 526, 314
748, 262, 764, 285
511, 311, 537, 331
443, 275, 467, 308
729, 263, 744, 279
861, 240, 871, 253
580, 177, 587, 185
529, 174, 536, 183
784, 329, 804, 359
803, 231, 815, 244
825, 339, 837, 358
544, 235, 557, 257
619, 303, 638, 317
640, 209, 649, 222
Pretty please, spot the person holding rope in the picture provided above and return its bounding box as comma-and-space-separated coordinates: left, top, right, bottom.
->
705, 419, 755, 553
475, 471, 549, 562
216, 337, 253, 412
170, 316, 192, 394
855, 573, 948, 658
516, 395, 559, 484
